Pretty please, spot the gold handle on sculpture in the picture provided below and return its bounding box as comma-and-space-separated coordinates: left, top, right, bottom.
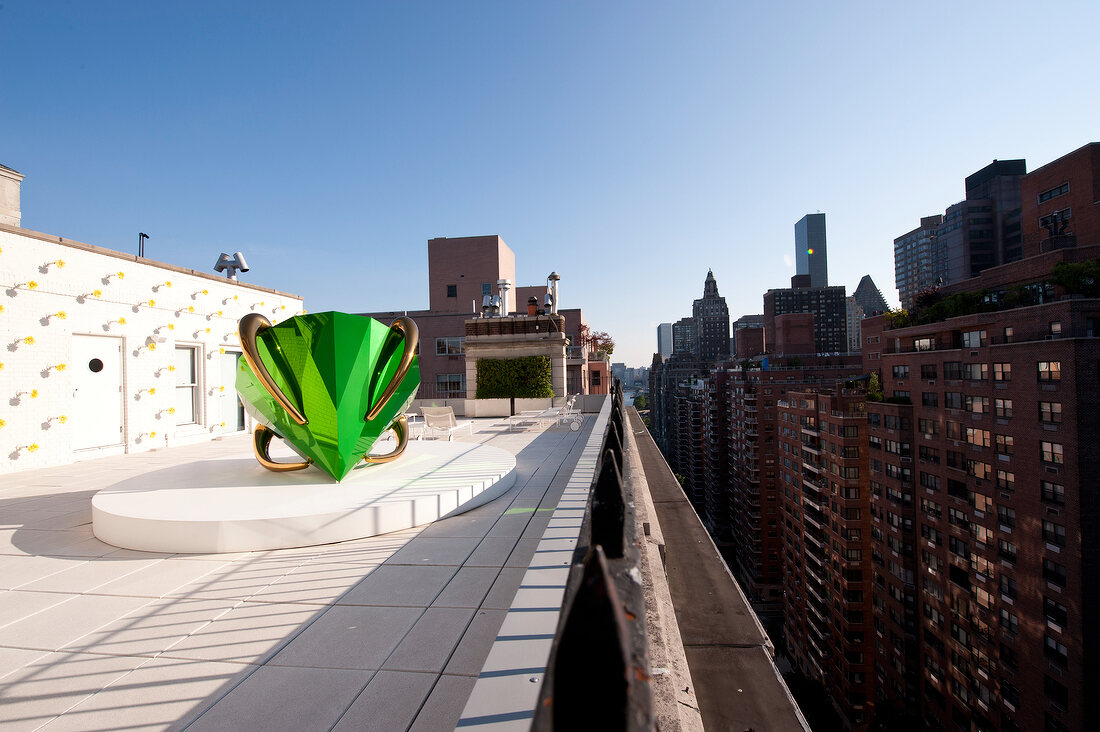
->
239, 313, 307, 426
365, 317, 419, 422
362, 415, 409, 464
253, 425, 312, 472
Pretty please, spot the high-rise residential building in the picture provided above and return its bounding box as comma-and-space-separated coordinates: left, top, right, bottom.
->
795, 213, 829, 287
894, 215, 946, 310
846, 296, 864, 353
672, 316, 696, 356
844, 276, 890, 354
657, 322, 673, 361
857, 142, 1099, 729
780, 389, 873, 729
722, 355, 863, 606
693, 270, 731, 362
764, 284, 849, 354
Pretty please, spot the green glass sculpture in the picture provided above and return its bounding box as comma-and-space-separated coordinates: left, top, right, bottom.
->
235, 311, 420, 481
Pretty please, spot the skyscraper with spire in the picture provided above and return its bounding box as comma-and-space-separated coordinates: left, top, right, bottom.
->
693, 269, 731, 361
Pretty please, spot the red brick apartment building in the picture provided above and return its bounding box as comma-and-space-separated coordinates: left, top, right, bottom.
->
779, 390, 874, 728
719, 356, 863, 606
361, 235, 609, 399
853, 143, 1100, 732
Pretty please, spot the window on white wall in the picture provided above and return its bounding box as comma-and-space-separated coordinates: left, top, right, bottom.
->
175, 345, 201, 425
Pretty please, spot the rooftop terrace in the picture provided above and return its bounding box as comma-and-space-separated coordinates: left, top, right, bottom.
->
0, 399, 805, 731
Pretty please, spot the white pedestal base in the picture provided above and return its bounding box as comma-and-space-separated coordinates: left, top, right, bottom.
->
92, 441, 517, 554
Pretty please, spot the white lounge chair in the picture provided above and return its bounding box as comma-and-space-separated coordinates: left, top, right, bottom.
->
507, 403, 582, 432
420, 406, 474, 441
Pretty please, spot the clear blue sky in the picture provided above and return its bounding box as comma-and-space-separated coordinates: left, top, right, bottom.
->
3, 1, 1098, 367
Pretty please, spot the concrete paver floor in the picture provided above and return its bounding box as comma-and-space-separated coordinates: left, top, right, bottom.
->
0, 417, 593, 731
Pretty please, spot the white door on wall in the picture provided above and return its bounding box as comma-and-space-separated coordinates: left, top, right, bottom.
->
72, 334, 123, 450
220, 351, 245, 431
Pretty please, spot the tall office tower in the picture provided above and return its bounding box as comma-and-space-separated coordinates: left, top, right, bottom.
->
894, 215, 945, 309
795, 213, 829, 288
672, 317, 696, 356
657, 322, 673, 361
960, 159, 1026, 269
853, 275, 889, 316
894, 160, 1026, 310
780, 390, 873, 729
693, 270, 731, 362
763, 285, 848, 354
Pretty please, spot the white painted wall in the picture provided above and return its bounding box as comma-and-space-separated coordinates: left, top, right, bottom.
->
0, 225, 304, 473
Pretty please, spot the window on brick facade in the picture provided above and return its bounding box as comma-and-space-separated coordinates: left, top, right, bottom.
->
1038, 182, 1070, 203
995, 398, 1013, 418
447, 284, 457, 298
1000, 608, 1019, 635
1045, 636, 1068, 667
921, 364, 937, 379
961, 330, 986, 348
1043, 520, 1066, 547
435, 336, 465, 355
1045, 675, 1068, 709
966, 427, 990, 447
1044, 597, 1068, 626
1039, 361, 1061, 381
1043, 559, 1066, 587
1041, 480, 1065, 505
1039, 401, 1062, 423
963, 363, 988, 380
965, 395, 989, 414
995, 434, 1013, 455
993, 362, 1011, 381
1041, 441, 1064, 464
996, 470, 1015, 492
967, 460, 991, 479
922, 392, 938, 407
966, 494, 990, 516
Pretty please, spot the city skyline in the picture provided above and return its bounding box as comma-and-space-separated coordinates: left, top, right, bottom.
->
3, 2, 1099, 368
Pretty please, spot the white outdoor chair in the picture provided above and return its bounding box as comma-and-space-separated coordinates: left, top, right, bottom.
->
420, 406, 474, 441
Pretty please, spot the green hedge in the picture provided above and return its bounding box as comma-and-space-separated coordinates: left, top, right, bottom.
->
476, 356, 553, 398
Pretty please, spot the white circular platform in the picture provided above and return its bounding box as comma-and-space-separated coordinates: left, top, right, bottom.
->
92, 441, 517, 554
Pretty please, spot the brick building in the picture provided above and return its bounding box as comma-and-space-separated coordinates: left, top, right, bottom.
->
361, 235, 608, 400
780, 389, 873, 728
859, 142, 1099, 732
764, 284, 849, 355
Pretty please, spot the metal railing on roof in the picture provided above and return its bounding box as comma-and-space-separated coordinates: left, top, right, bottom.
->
533, 380, 653, 731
